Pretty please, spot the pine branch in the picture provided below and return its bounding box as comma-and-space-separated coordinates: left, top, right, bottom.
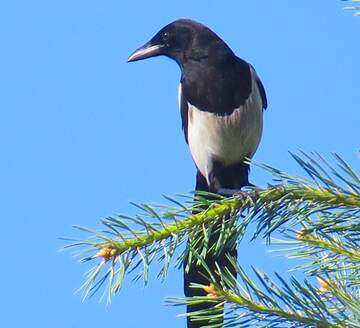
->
168, 250, 360, 327
297, 231, 360, 262
64, 183, 359, 300
64, 152, 360, 326
343, 0, 360, 16
169, 259, 359, 327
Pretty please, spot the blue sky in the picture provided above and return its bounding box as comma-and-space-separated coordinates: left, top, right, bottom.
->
0, 1, 359, 327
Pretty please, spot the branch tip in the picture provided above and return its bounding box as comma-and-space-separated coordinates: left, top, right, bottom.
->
96, 246, 118, 261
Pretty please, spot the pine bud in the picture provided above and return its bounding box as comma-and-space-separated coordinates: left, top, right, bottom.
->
96, 246, 118, 261
203, 284, 218, 297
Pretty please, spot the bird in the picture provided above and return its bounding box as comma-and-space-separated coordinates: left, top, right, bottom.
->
128, 19, 267, 328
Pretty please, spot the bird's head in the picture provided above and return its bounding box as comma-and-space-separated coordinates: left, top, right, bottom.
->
127, 19, 233, 66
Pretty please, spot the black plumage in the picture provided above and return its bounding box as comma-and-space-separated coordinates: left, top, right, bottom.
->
128, 19, 267, 327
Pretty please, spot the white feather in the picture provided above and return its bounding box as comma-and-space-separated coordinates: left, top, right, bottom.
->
181, 68, 263, 184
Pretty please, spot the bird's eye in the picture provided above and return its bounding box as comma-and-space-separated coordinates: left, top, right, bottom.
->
162, 32, 170, 42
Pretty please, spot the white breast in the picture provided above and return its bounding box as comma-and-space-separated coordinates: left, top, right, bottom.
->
183, 69, 263, 184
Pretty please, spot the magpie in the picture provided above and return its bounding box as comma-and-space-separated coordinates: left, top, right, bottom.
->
128, 19, 267, 328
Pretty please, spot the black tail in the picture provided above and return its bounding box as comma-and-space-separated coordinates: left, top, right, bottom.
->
184, 163, 249, 327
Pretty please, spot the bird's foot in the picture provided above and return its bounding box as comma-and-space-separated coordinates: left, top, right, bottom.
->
217, 187, 259, 206
217, 188, 249, 198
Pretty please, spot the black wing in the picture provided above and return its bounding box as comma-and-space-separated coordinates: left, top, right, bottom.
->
251, 66, 267, 110
257, 76, 267, 110
178, 84, 189, 144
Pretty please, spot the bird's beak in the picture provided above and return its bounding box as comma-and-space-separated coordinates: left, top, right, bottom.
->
127, 42, 165, 62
